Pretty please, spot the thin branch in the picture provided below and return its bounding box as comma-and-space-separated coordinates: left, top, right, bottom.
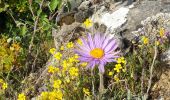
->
49, 11, 58, 21
28, 0, 44, 54
29, 0, 35, 18
144, 43, 157, 99
31, 47, 40, 72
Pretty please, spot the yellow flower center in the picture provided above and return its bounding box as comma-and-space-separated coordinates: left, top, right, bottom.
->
90, 48, 104, 59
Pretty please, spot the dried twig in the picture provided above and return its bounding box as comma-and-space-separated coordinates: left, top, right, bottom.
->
144, 43, 157, 99
31, 47, 40, 72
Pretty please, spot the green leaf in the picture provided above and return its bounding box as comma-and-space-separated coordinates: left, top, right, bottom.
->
21, 25, 27, 36
37, 9, 42, 16
49, 0, 61, 11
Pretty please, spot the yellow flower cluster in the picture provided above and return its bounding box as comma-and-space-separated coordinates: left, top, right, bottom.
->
142, 36, 149, 45
114, 57, 126, 73
155, 41, 160, 46
10, 43, 21, 51
49, 48, 56, 54
68, 55, 79, 63
77, 38, 83, 45
47, 41, 83, 99
108, 72, 113, 76
40, 90, 63, 100
69, 67, 79, 77
48, 66, 59, 74
54, 52, 62, 60
0, 79, 7, 90
18, 93, 26, 100
160, 27, 165, 37
83, 19, 93, 28
62, 54, 79, 74
83, 88, 90, 96
81, 62, 88, 67
53, 79, 62, 89
60, 45, 64, 50
114, 64, 122, 73
49, 48, 62, 60
67, 42, 74, 48
114, 75, 120, 82
117, 57, 126, 64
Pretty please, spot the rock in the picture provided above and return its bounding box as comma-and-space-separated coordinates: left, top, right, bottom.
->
151, 68, 170, 99
92, 7, 129, 34
74, 9, 93, 23
68, 0, 84, 10
78, 0, 91, 10
162, 48, 170, 65
124, 0, 170, 39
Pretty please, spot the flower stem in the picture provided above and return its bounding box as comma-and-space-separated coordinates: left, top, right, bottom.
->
91, 69, 96, 97
99, 72, 104, 97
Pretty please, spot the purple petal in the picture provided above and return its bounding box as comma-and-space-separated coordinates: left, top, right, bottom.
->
95, 33, 106, 48
77, 44, 90, 52
86, 61, 96, 69
81, 38, 91, 50
106, 50, 120, 55
74, 50, 91, 57
106, 43, 118, 53
104, 40, 116, 52
94, 33, 101, 48
87, 33, 95, 49
102, 36, 112, 49
104, 53, 119, 59
102, 57, 116, 62
78, 56, 93, 62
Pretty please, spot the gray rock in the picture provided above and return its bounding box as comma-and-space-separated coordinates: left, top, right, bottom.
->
68, 0, 84, 10
124, 0, 170, 40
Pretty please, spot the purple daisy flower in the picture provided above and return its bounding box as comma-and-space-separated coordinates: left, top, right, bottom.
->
75, 33, 120, 73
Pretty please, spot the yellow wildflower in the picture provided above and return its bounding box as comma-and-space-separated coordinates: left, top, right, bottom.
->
11, 43, 21, 51
68, 57, 75, 63
81, 62, 88, 67
108, 72, 113, 76
114, 75, 120, 82
160, 27, 165, 37
18, 93, 26, 100
40, 91, 49, 100
83, 19, 93, 28
69, 67, 79, 77
60, 45, 64, 50
77, 38, 83, 45
48, 66, 59, 74
155, 41, 160, 46
53, 79, 62, 89
0, 79, 7, 90
54, 52, 62, 60
49, 48, 56, 54
114, 64, 122, 73
83, 88, 90, 96
74, 54, 79, 59
74, 87, 78, 91
2, 83, 7, 90
142, 36, 149, 44
117, 57, 126, 64
62, 60, 68, 68
66, 78, 70, 83
67, 42, 74, 48
49, 90, 63, 100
